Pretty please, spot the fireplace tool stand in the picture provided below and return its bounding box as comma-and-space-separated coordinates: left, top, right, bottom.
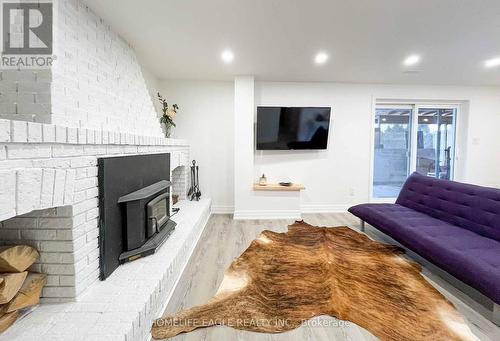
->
189, 160, 201, 201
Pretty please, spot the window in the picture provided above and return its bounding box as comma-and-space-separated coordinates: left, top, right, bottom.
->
372, 103, 458, 199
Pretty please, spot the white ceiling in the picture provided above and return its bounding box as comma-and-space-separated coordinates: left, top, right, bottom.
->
84, 0, 500, 85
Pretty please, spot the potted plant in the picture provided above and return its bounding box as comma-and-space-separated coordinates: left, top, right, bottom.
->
157, 92, 179, 138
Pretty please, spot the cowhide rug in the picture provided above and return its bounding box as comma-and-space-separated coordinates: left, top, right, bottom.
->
152, 221, 478, 341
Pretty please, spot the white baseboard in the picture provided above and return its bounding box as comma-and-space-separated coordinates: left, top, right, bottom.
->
211, 205, 234, 214
233, 210, 301, 220
212, 204, 352, 218
301, 204, 350, 213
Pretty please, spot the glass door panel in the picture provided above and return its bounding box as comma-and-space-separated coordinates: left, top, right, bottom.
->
372, 107, 412, 198
416, 108, 456, 180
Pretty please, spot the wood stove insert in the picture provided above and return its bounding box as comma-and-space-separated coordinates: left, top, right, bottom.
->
98, 153, 176, 280
118, 180, 176, 263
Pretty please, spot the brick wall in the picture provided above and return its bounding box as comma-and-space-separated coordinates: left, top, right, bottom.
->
0, 0, 191, 301
171, 164, 189, 201
0, 70, 51, 123
0, 206, 80, 299
0, 0, 163, 137
0, 118, 189, 300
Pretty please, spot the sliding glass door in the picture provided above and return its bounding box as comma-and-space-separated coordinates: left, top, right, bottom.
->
372, 104, 458, 199
373, 106, 412, 198
416, 108, 456, 180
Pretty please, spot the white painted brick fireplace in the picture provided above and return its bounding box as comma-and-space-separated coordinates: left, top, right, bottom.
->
0, 122, 189, 301
0, 1, 210, 339
0, 0, 192, 301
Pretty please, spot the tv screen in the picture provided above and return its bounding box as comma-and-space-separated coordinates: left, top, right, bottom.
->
256, 106, 331, 150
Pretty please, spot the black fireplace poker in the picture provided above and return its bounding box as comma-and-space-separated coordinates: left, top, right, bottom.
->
189, 160, 201, 201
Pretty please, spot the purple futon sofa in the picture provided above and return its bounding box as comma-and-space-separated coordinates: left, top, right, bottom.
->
348, 172, 500, 324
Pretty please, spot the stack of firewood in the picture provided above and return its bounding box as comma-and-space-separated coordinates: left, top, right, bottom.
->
0, 245, 46, 333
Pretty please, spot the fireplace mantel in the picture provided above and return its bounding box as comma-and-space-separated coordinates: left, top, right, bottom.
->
0, 119, 188, 221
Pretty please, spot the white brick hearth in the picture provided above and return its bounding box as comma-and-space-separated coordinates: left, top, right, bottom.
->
0, 119, 211, 341
0, 198, 211, 341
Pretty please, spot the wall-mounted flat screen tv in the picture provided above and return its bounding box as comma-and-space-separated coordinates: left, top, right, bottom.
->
256, 106, 331, 150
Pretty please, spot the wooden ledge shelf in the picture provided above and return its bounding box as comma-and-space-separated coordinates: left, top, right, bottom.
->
253, 183, 305, 191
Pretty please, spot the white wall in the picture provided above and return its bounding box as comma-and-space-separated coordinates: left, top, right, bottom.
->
255, 82, 500, 212
234, 77, 303, 219
159, 80, 234, 212
160, 79, 500, 215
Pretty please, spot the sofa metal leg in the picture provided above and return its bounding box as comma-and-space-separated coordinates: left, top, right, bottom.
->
360, 220, 365, 232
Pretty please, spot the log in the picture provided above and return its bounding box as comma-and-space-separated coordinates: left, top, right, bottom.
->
0, 246, 39, 273
0, 311, 18, 333
0, 272, 28, 304
0, 273, 46, 313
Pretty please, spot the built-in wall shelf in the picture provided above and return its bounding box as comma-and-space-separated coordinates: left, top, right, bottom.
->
253, 183, 305, 191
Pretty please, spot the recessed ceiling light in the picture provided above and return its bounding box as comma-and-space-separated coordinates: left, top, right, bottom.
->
403, 54, 421, 67
484, 57, 500, 68
221, 50, 234, 63
314, 52, 329, 65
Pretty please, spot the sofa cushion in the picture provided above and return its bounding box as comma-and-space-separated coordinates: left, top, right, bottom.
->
348, 203, 500, 304
396, 172, 500, 242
